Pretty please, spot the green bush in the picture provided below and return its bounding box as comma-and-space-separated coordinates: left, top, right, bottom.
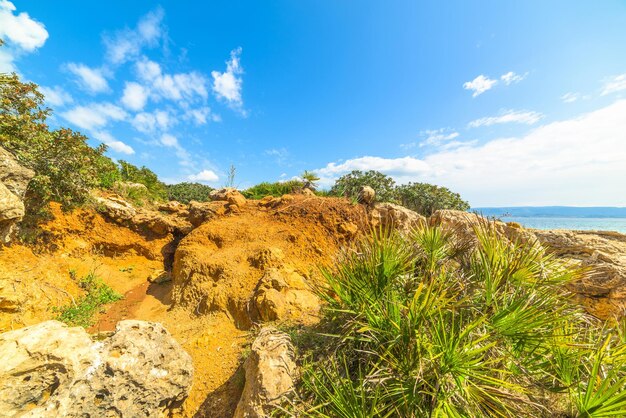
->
330, 170, 397, 202
291, 224, 626, 417
117, 160, 168, 202
0, 74, 120, 214
243, 180, 305, 199
396, 182, 470, 216
167, 182, 213, 203
55, 271, 122, 328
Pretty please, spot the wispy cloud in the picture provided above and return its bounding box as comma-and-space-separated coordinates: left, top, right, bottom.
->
39, 85, 73, 107
601, 74, 626, 96
468, 109, 543, 128
463, 75, 497, 97
500, 71, 527, 85
103, 7, 165, 65
66, 63, 110, 94
561, 92, 580, 103
61, 102, 127, 131
135, 57, 209, 103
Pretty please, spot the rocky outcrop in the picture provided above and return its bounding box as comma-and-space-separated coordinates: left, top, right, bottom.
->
210, 187, 247, 212
429, 209, 536, 243
252, 267, 320, 323
0, 320, 193, 417
533, 230, 626, 318
92, 193, 194, 237
234, 327, 297, 418
370, 202, 426, 234
0, 147, 34, 243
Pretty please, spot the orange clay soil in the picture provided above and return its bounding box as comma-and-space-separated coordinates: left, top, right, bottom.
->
0, 195, 370, 418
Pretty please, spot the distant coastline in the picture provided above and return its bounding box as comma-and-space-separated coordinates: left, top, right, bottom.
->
472, 206, 626, 219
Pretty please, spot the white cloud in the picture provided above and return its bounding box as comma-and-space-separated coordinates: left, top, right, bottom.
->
131, 109, 173, 133
420, 128, 460, 146
211, 47, 244, 107
468, 109, 544, 128
121, 81, 149, 111
601, 74, 626, 96
91, 130, 134, 155
66, 63, 110, 94
561, 92, 580, 103
39, 85, 73, 107
0, 1, 48, 51
315, 100, 626, 206
188, 169, 219, 183
501, 71, 526, 85
160, 133, 179, 147
104, 7, 165, 65
183, 107, 220, 125
61, 102, 127, 131
463, 75, 497, 97
315, 156, 430, 187
0, 1, 48, 72
135, 57, 208, 103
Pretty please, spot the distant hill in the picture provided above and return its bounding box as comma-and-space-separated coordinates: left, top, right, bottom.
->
472, 206, 626, 218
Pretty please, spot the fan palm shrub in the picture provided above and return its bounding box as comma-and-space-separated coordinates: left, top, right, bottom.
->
291, 221, 626, 417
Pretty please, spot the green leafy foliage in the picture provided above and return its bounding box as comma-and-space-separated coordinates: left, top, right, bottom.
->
242, 180, 305, 199
167, 182, 214, 203
396, 182, 470, 216
117, 160, 168, 201
55, 271, 122, 328
290, 224, 626, 417
0, 74, 120, 214
329, 170, 470, 215
330, 170, 397, 202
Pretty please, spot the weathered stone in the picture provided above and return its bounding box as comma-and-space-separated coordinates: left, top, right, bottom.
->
148, 270, 172, 284
187, 200, 227, 226
0, 146, 35, 198
358, 186, 376, 205
370, 202, 426, 234
0, 182, 26, 243
234, 327, 297, 418
93, 194, 137, 222
0, 320, 193, 418
210, 188, 247, 208
252, 267, 320, 323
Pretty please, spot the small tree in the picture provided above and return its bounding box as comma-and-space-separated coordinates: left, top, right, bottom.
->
395, 182, 469, 216
301, 170, 320, 190
331, 170, 396, 202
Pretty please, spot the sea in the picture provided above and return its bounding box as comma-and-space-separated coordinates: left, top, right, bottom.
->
497, 216, 626, 233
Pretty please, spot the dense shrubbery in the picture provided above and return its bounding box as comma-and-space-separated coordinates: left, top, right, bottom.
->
331, 170, 398, 203
167, 182, 213, 203
396, 182, 470, 216
289, 225, 626, 417
243, 180, 305, 199
0, 73, 169, 212
0, 74, 120, 213
330, 170, 470, 215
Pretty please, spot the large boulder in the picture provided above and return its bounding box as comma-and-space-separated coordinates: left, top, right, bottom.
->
533, 230, 626, 319
429, 210, 536, 243
358, 186, 376, 205
0, 320, 193, 417
0, 146, 35, 198
370, 202, 426, 234
209, 187, 247, 210
252, 267, 320, 324
0, 147, 34, 243
234, 327, 297, 418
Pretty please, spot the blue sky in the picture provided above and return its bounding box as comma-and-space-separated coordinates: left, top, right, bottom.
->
2, 1, 626, 206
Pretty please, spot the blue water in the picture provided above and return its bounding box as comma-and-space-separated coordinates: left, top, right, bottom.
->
501, 217, 626, 233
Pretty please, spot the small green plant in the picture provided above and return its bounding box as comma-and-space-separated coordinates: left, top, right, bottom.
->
301, 171, 320, 191
167, 182, 213, 203
55, 271, 122, 327
226, 164, 237, 188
